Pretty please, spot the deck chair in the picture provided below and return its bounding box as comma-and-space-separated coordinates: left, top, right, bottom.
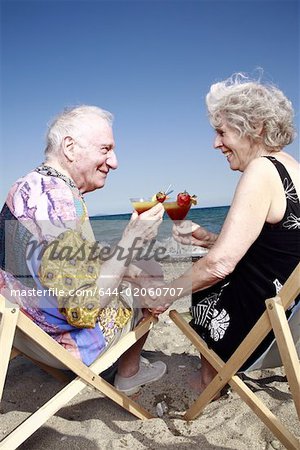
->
169, 263, 300, 450
0, 294, 157, 450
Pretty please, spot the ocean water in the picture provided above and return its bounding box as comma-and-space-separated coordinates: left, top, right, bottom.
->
90, 205, 229, 246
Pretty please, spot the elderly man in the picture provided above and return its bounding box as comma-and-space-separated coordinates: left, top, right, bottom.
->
0, 105, 166, 395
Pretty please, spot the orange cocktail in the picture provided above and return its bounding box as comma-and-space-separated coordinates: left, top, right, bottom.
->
130, 198, 158, 215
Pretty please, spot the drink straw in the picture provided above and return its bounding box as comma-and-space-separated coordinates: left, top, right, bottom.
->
165, 184, 173, 195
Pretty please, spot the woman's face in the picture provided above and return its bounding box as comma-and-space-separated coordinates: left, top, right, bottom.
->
213, 121, 255, 172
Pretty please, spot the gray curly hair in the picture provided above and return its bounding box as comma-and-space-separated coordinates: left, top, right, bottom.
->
45, 105, 114, 156
206, 73, 295, 151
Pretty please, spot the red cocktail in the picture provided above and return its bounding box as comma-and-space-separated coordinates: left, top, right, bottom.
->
163, 200, 191, 220
163, 191, 197, 221
163, 191, 197, 256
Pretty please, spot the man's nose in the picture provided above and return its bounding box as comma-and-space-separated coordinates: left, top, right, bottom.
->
107, 150, 118, 169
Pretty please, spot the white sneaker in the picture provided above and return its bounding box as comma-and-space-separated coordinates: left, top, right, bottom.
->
114, 357, 167, 395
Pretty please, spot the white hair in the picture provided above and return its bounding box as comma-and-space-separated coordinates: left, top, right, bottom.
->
206, 73, 296, 151
45, 105, 114, 156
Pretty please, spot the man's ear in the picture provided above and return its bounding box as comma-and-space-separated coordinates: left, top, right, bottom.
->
62, 136, 76, 161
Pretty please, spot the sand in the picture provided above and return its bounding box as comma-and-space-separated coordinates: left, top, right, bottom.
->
0, 260, 299, 449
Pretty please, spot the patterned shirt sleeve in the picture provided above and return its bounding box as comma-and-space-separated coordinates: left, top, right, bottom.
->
7, 172, 80, 242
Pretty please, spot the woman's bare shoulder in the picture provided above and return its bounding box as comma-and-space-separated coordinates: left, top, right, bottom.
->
242, 156, 277, 181
275, 151, 300, 195
275, 151, 299, 166
244, 152, 299, 179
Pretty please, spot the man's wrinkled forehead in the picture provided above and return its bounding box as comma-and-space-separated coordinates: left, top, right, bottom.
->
77, 115, 114, 143
80, 114, 111, 133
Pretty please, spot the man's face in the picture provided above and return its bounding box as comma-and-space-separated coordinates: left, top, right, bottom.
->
70, 116, 118, 194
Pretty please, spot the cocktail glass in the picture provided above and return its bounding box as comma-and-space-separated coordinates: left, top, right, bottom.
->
163, 199, 191, 221
130, 197, 158, 215
163, 198, 192, 255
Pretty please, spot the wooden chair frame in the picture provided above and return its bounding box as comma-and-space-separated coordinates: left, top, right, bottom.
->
0, 295, 157, 450
169, 263, 300, 450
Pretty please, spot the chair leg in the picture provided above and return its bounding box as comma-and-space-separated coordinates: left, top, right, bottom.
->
0, 305, 19, 401
16, 312, 155, 416
179, 293, 299, 414
169, 310, 300, 450
266, 297, 300, 420
0, 316, 156, 450
169, 309, 234, 409
10, 348, 21, 360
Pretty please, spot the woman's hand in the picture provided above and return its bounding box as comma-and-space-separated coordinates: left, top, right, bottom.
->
173, 221, 218, 248
138, 283, 171, 312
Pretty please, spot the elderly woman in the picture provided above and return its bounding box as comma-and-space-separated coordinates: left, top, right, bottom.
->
150, 74, 300, 393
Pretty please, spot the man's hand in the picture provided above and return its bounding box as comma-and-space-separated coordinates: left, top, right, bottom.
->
123, 260, 164, 288
147, 305, 170, 318
122, 203, 164, 248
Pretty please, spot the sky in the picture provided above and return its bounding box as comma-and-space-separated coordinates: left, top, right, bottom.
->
1, 0, 299, 215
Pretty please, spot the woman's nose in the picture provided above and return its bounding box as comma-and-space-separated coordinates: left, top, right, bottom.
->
214, 134, 222, 149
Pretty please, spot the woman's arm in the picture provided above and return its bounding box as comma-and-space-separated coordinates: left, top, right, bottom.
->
146, 158, 275, 308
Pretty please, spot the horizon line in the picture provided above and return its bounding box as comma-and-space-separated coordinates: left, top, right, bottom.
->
91, 204, 230, 218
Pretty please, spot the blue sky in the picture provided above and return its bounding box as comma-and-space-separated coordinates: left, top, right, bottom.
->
1, 0, 299, 215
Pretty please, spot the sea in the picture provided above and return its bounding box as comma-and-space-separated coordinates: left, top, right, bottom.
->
90, 205, 229, 250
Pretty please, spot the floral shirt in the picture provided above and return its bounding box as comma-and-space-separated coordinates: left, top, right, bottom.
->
0, 166, 106, 365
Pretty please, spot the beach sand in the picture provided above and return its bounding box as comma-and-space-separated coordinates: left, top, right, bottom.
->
1, 260, 299, 449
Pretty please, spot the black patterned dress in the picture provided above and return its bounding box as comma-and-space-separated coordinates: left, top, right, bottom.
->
190, 156, 300, 369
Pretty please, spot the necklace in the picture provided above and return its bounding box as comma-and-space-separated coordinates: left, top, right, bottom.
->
35, 164, 83, 198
